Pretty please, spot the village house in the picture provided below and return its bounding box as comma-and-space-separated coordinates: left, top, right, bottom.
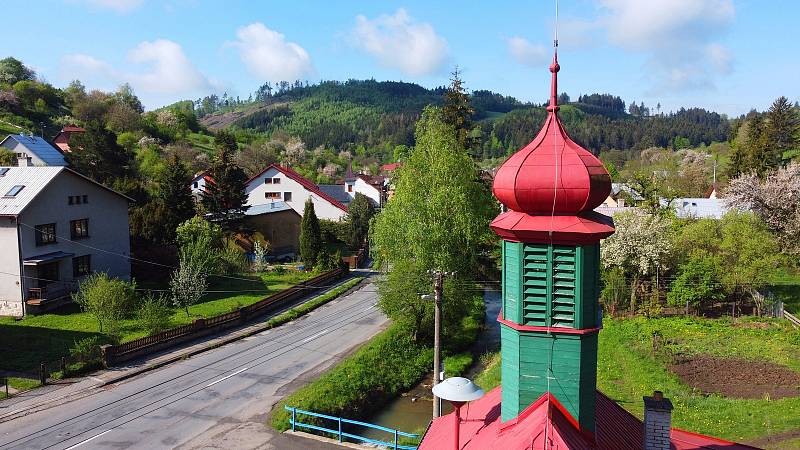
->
319, 163, 386, 208
245, 163, 348, 222
190, 170, 213, 202
242, 202, 301, 258
0, 134, 67, 167
662, 197, 730, 219
52, 124, 86, 153
0, 166, 131, 316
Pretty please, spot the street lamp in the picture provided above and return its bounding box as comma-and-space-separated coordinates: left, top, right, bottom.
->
432, 377, 484, 450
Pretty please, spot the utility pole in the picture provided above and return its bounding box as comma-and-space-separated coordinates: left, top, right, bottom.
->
432, 270, 445, 419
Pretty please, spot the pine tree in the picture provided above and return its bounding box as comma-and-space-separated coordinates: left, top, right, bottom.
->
299, 198, 322, 269
442, 66, 476, 152
66, 120, 132, 184
347, 192, 375, 249
159, 156, 196, 242
745, 115, 773, 177
201, 131, 249, 234
766, 96, 799, 163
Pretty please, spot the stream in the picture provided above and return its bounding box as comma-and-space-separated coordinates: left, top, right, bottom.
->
355, 287, 501, 443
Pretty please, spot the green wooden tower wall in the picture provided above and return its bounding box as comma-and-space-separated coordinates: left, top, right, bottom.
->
500, 240, 601, 430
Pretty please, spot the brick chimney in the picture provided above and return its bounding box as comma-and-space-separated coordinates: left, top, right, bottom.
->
643, 391, 673, 450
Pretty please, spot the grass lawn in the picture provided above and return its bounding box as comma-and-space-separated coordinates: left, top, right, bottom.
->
474, 316, 800, 445
0, 269, 311, 373
771, 266, 800, 314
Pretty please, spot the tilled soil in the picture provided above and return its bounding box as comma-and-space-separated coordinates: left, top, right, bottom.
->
671, 355, 800, 399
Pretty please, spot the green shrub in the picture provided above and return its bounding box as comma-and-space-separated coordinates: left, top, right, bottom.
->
72, 273, 137, 337
137, 293, 173, 335
69, 336, 101, 364
444, 352, 473, 377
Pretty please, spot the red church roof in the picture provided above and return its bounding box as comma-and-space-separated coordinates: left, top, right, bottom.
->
490, 51, 613, 243
419, 387, 757, 450
246, 163, 349, 212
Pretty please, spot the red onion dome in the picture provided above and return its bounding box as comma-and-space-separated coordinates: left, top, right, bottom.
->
493, 53, 611, 216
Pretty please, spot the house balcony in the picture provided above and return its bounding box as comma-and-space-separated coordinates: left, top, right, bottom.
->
25, 282, 77, 308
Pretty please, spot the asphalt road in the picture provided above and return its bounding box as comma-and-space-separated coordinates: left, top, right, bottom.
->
0, 281, 387, 450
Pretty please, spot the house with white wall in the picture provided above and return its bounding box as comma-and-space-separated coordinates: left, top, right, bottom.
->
245, 164, 348, 221
1, 134, 67, 167
0, 166, 131, 316
190, 170, 213, 202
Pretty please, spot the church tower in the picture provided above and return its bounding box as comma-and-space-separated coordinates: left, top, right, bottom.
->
491, 50, 615, 433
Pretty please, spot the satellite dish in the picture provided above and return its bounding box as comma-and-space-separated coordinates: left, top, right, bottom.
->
432, 377, 484, 403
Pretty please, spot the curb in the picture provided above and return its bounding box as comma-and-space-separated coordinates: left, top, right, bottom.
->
100, 275, 369, 387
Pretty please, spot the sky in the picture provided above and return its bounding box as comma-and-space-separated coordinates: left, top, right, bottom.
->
2, 0, 798, 116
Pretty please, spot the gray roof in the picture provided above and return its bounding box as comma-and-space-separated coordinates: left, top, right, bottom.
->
318, 184, 353, 205
610, 183, 644, 201
0, 166, 132, 216
0, 166, 63, 215
1, 134, 67, 166
245, 201, 295, 216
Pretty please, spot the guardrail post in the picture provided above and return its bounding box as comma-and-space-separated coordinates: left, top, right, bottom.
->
338, 417, 342, 443
394, 429, 398, 449
291, 407, 296, 432
60, 356, 67, 377
3, 377, 7, 397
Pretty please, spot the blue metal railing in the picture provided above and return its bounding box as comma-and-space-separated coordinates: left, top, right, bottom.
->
285, 406, 419, 450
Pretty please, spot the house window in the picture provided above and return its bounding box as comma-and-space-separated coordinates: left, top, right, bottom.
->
82, 195, 88, 204
264, 178, 273, 184
68, 196, 74, 205
347, 184, 353, 193
73, 255, 91, 277
273, 178, 281, 184
284, 192, 292, 202
4, 185, 24, 197
70, 219, 89, 239
35, 223, 57, 245
193, 182, 199, 188
75, 195, 82, 205
265, 192, 281, 199
0, 168, 9, 176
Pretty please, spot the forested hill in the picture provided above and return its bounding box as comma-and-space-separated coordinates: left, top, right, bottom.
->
195, 79, 730, 158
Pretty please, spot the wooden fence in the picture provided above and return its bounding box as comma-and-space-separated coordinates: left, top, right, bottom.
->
100, 268, 347, 366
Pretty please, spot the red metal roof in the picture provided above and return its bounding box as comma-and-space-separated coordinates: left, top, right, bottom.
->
419, 387, 758, 450
246, 163, 349, 212
61, 124, 86, 132
492, 52, 611, 217
381, 162, 403, 172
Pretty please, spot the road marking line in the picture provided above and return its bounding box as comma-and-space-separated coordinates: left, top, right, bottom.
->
205, 367, 249, 388
64, 429, 113, 450
301, 328, 330, 344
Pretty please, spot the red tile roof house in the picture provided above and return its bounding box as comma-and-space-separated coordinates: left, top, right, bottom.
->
419, 52, 757, 450
52, 124, 85, 153
244, 163, 348, 222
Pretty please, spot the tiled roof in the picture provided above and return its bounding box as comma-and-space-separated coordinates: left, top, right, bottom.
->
246, 164, 348, 212
1, 134, 67, 166
419, 387, 757, 450
60, 125, 86, 133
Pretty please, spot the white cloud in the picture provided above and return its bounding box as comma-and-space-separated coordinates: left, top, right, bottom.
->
352, 9, 448, 76
127, 39, 213, 93
507, 37, 547, 67
61, 39, 217, 108
597, 0, 735, 92
227, 23, 313, 82
72, 0, 144, 13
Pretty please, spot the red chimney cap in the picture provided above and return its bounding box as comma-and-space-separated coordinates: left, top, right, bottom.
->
492, 54, 611, 216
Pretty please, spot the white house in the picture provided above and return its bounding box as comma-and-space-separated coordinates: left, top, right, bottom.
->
664, 197, 731, 219
190, 170, 213, 202
0, 134, 67, 167
245, 164, 348, 221
0, 166, 131, 316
